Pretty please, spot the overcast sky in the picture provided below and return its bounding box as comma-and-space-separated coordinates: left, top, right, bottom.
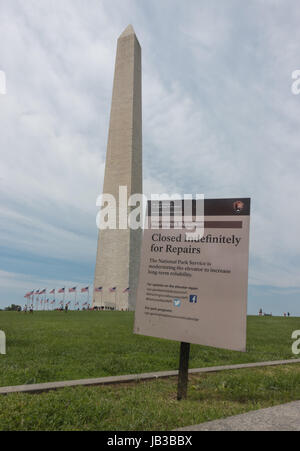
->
0, 0, 300, 314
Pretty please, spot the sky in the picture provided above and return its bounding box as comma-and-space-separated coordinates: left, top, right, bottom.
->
0, 0, 300, 315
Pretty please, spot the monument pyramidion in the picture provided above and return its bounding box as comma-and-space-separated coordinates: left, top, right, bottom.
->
93, 25, 142, 311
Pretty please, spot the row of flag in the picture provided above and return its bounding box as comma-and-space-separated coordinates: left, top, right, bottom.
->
24, 286, 130, 298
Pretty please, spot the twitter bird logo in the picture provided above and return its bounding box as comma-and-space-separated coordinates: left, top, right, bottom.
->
173, 299, 181, 307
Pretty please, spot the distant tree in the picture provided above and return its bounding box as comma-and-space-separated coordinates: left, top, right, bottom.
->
5, 304, 21, 312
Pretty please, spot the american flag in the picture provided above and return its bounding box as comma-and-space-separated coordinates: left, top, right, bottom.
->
123, 287, 130, 293
50, 289, 55, 294
40, 289, 46, 294
35, 290, 40, 295
81, 287, 89, 293
109, 287, 117, 292
69, 287, 76, 293
58, 288, 65, 293
94, 286, 103, 292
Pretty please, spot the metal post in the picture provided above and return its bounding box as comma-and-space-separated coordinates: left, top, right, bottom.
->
177, 342, 190, 401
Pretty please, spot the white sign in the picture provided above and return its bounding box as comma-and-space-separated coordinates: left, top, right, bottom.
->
134, 198, 251, 352
0, 330, 6, 355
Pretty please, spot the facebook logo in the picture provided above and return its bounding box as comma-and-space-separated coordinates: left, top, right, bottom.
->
189, 295, 197, 304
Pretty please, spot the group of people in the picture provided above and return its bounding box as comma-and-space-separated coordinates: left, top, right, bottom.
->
258, 308, 292, 317
22, 305, 127, 313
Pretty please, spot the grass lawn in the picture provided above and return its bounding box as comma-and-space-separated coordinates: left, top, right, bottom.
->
0, 311, 299, 387
0, 364, 299, 430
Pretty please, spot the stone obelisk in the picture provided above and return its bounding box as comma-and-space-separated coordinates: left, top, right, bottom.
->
93, 25, 142, 311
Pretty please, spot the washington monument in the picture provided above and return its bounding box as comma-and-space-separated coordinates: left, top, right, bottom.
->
93, 25, 142, 311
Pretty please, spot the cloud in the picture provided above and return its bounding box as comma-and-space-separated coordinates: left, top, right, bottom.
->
0, 0, 300, 314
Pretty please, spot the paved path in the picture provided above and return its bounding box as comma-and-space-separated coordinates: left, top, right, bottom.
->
1, 358, 300, 395
177, 401, 300, 431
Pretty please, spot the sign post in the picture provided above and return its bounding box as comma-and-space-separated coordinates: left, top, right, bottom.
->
177, 342, 190, 400
134, 198, 251, 400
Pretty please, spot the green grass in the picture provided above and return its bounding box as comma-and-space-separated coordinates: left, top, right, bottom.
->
0, 364, 299, 431
0, 312, 299, 431
0, 311, 299, 387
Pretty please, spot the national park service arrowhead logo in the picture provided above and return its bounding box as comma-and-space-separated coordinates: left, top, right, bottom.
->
233, 200, 244, 214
